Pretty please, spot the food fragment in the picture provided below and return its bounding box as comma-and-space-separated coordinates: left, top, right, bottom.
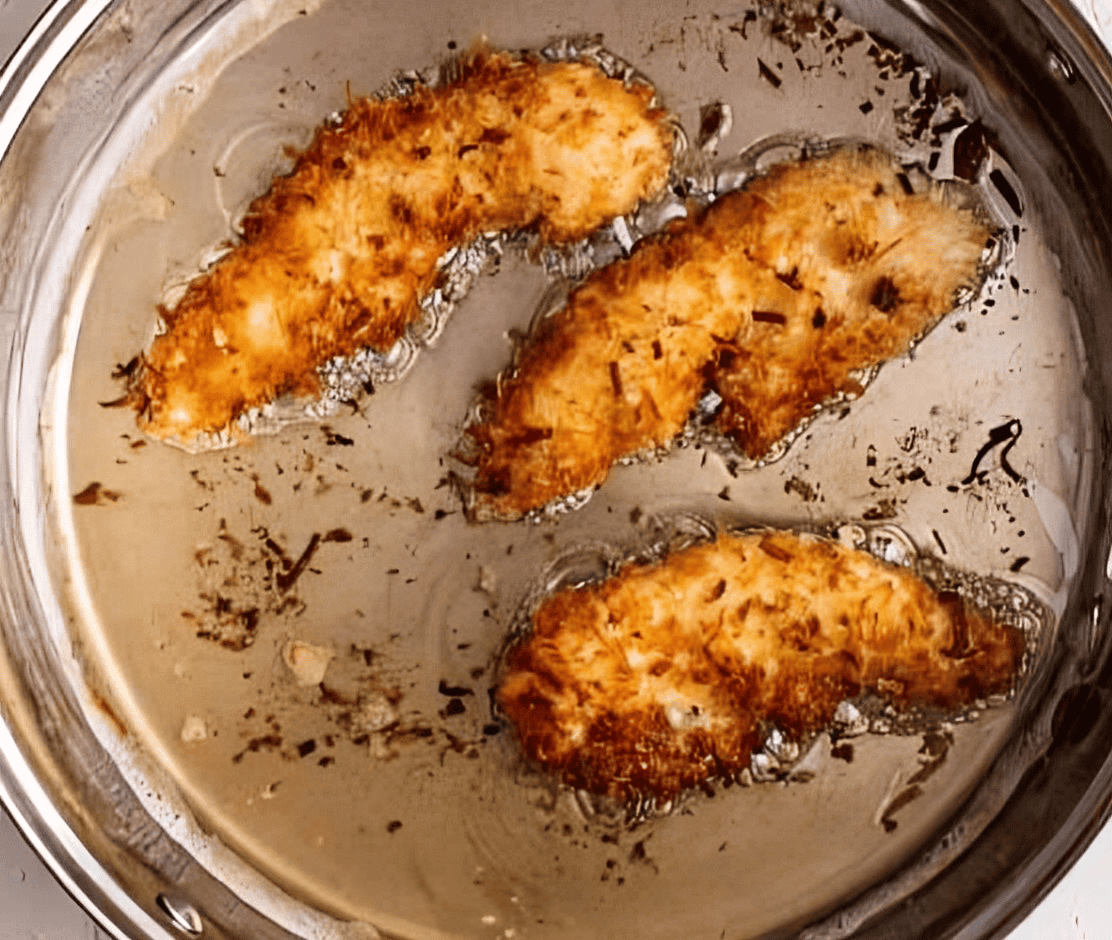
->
464, 146, 991, 518
283, 639, 334, 686
496, 530, 1025, 802
73, 481, 121, 506
127, 49, 673, 444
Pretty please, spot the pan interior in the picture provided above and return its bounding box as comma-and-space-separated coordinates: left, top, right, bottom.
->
46, 0, 1093, 937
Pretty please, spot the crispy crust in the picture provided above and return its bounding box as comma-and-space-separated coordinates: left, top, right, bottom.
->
708, 149, 991, 457
467, 217, 738, 515
129, 50, 673, 443
496, 531, 1025, 802
467, 146, 991, 518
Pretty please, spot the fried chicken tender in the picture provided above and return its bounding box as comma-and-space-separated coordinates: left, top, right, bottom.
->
708, 149, 992, 457
468, 219, 742, 516
467, 146, 991, 518
129, 50, 673, 443
496, 531, 1025, 802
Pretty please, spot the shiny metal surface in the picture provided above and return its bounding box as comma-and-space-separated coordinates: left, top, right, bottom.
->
1, 0, 1112, 938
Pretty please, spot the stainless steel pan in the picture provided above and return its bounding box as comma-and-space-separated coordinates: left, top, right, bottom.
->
1, 0, 1111, 937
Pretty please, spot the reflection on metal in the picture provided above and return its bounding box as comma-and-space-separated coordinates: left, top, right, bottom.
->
0, 0, 1111, 939
157, 894, 204, 936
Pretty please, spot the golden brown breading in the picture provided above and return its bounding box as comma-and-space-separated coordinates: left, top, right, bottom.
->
128, 50, 673, 443
496, 531, 1025, 802
466, 217, 743, 517
466, 146, 990, 518
708, 149, 992, 458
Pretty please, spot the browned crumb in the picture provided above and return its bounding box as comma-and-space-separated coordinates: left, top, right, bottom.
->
496, 530, 1025, 802
73, 482, 121, 506
466, 146, 991, 519
128, 49, 673, 444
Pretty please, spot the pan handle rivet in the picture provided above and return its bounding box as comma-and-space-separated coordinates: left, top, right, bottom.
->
156, 893, 203, 936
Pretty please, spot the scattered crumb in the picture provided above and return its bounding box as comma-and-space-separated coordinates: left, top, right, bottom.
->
283, 639, 334, 686
180, 715, 209, 743
73, 482, 121, 506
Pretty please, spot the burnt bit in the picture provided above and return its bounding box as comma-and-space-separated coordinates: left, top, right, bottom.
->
932, 529, 948, 555
960, 419, 1025, 485
319, 684, 353, 706
74, 482, 121, 506
811, 308, 826, 328
111, 356, 141, 380
194, 604, 260, 651
775, 267, 802, 291
989, 168, 1023, 217
863, 498, 899, 521
866, 31, 906, 70
879, 731, 952, 831
757, 536, 791, 563
252, 476, 273, 505
831, 742, 854, 762
506, 426, 553, 446
608, 361, 623, 398
628, 839, 659, 873
903, 466, 929, 485
262, 533, 292, 566
386, 820, 403, 834
733, 9, 758, 39
784, 476, 819, 502
651, 339, 663, 360
752, 309, 786, 325
869, 276, 901, 314
322, 426, 355, 446
232, 734, 283, 764
696, 102, 730, 148
757, 58, 783, 89
952, 120, 989, 181
438, 679, 474, 698
297, 739, 317, 758
1009, 556, 1030, 572
932, 115, 967, 135
479, 126, 511, 145
443, 698, 467, 717
275, 533, 322, 593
